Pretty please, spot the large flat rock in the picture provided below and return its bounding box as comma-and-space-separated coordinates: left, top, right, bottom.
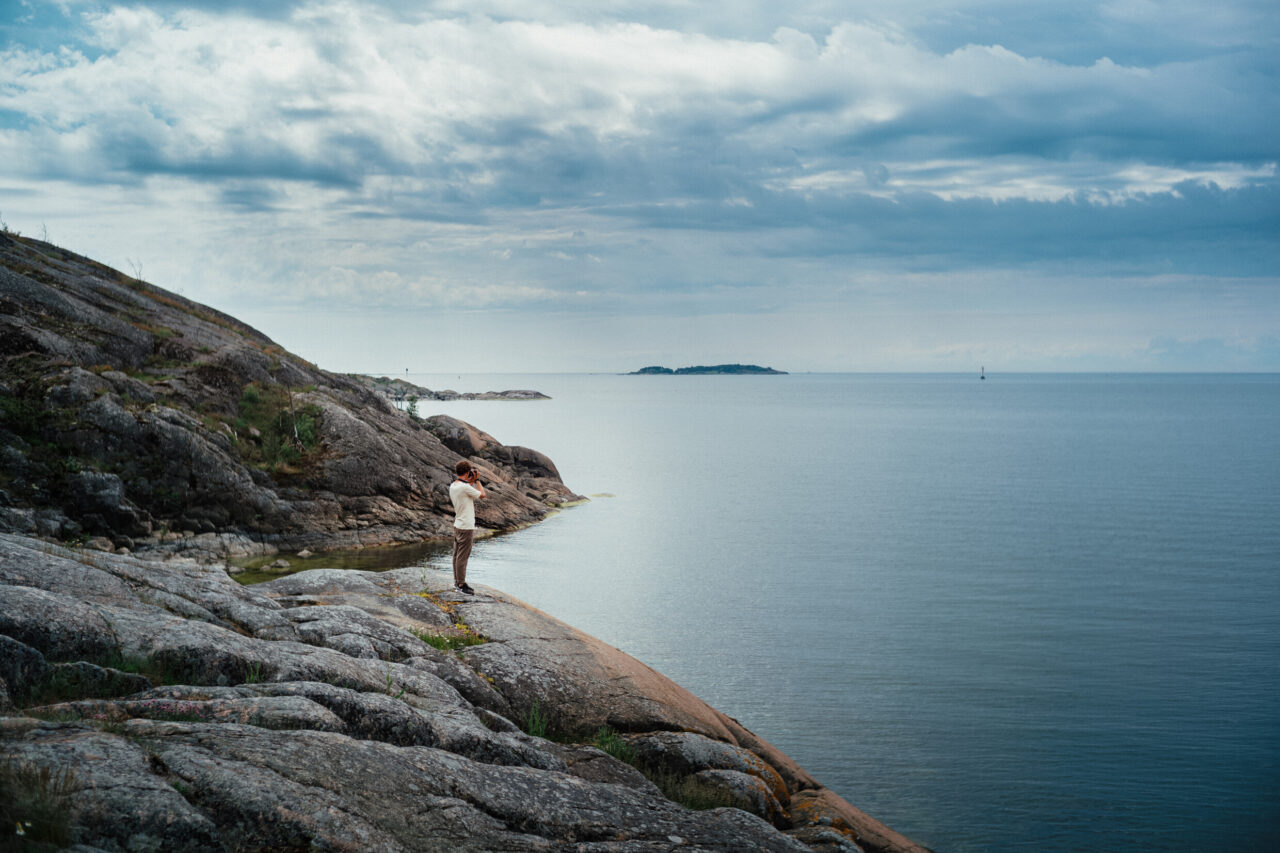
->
0, 534, 931, 853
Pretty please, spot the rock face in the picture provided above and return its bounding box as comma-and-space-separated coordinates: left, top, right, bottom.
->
0, 233, 582, 558
0, 532, 932, 853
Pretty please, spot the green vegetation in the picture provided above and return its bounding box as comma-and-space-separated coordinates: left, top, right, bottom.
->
0, 388, 44, 439
592, 726, 637, 765
629, 363, 786, 375
92, 719, 129, 736
0, 360, 94, 505
524, 700, 549, 738
95, 650, 182, 687
648, 772, 738, 811
234, 382, 323, 473
0, 761, 77, 850
576, 726, 735, 812
131, 321, 176, 339
408, 626, 487, 651
21, 666, 108, 708
244, 661, 264, 684
0, 358, 76, 443
383, 665, 406, 700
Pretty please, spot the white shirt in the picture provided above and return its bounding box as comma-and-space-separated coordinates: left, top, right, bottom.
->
449, 480, 482, 530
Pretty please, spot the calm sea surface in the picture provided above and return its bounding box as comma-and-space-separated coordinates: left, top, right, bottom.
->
378, 373, 1279, 851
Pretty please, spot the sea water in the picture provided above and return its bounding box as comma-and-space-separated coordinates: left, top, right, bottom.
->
393, 373, 1280, 851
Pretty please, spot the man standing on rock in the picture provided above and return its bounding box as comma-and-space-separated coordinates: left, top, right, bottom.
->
449, 460, 486, 595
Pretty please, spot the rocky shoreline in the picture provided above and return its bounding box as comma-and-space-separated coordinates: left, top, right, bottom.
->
0, 532, 930, 852
356, 374, 551, 403
0, 233, 581, 561
1, 234, 930, 851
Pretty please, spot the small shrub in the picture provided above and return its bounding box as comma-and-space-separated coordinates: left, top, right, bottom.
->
235, 382, 323, 472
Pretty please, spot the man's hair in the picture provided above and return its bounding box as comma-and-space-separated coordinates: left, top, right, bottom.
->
454, 459, 473, 477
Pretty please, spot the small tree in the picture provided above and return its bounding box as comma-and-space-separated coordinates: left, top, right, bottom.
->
406, 395, 420, 421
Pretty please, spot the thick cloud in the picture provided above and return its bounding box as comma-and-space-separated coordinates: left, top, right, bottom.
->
1, 0, 1275, 369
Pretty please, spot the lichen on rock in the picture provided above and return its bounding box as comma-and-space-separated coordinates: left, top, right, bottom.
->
0, 533, 932, 852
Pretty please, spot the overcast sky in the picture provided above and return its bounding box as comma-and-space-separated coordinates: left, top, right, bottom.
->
2, 0, 1277, 372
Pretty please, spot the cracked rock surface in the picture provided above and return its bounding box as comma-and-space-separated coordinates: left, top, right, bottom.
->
0, 533, 930, 852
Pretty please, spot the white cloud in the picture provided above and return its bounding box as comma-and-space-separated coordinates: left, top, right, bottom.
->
5, 3, 1269, 198
1, 1, 1275, 370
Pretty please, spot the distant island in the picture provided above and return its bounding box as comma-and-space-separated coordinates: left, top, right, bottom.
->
628, 364, 787, 375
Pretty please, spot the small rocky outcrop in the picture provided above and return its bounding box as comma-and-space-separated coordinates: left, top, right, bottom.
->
0, 233, 582, 559
356, 374, 551, 402
0, 532, 931, 852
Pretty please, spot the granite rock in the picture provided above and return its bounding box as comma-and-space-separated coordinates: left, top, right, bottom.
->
0, 233, 584, 556
0, 530, 931, 853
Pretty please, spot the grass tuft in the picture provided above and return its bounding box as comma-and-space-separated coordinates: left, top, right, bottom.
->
592, 726, 637, 765
524, 699, 549, 739
408, 627, 487, 651
0, 760, 78, 849
646, 771, 739, 811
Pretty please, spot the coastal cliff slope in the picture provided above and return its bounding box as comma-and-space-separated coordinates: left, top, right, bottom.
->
0, 533, 931, 852
0, 233, 581, 559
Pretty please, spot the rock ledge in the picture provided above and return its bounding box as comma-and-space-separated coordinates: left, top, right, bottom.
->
0, 532, 931, 853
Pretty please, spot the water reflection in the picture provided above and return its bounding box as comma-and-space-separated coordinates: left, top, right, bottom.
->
231, 538, 452, 585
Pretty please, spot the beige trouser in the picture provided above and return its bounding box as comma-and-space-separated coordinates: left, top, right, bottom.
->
452, 527, 475, 586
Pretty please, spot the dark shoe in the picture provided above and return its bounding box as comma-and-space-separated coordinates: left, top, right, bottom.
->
456, 583, 475, 595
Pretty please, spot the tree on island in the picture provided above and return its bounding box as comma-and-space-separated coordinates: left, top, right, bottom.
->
628, 364, 786, 375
